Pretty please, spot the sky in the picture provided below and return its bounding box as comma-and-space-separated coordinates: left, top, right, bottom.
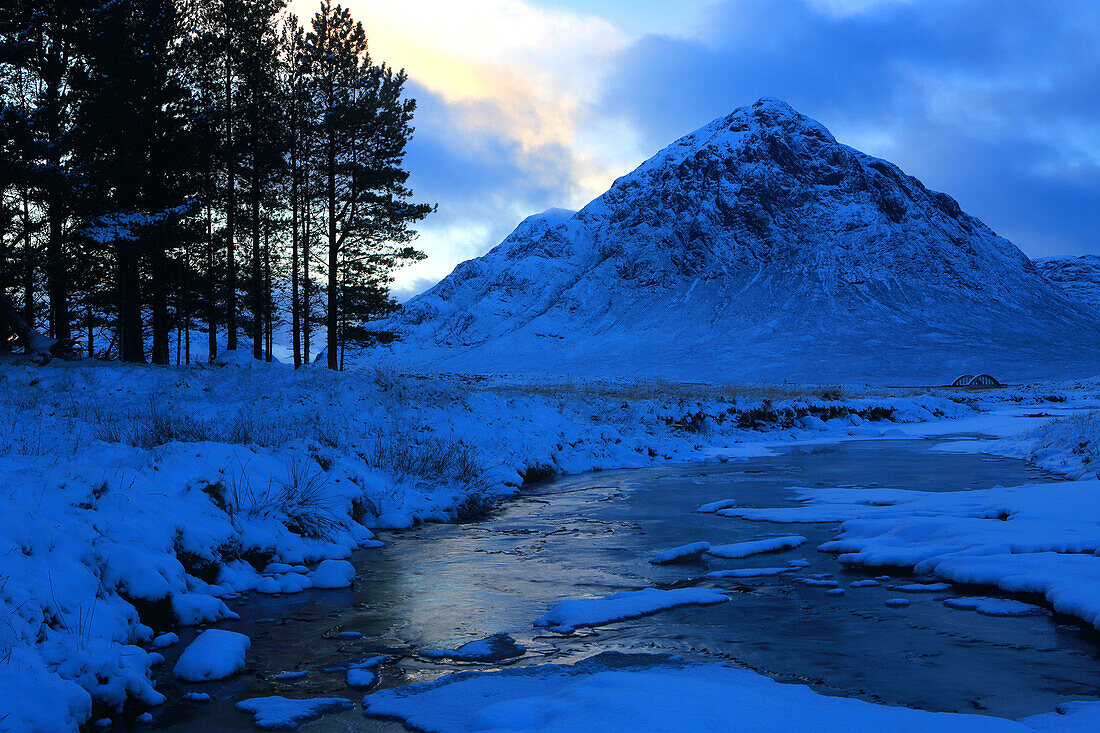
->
289, 0, 1100, 301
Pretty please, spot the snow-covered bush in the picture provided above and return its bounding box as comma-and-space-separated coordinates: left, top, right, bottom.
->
1019, 409, 1100, 479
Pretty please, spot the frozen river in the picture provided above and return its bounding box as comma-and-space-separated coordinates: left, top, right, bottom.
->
153, 438, 1100, 731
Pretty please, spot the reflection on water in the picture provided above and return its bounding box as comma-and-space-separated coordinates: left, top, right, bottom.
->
152, 439, 1100, 731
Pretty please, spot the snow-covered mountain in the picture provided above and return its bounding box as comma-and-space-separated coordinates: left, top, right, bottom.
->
1035, 255, 1100, 313
374, 99, 1100, 384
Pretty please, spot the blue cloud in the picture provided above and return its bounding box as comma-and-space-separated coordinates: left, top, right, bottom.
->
404, 80, 579, 233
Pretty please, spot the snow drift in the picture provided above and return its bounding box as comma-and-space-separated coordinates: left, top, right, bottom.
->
373, 98, 1100, 383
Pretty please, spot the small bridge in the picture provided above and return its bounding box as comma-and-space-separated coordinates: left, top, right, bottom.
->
951, 374, 1001, 388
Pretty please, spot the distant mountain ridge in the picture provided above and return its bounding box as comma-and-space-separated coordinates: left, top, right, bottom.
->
373, 98, 1100, 384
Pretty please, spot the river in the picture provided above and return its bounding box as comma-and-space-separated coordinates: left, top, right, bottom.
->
151, 437, 1100, 731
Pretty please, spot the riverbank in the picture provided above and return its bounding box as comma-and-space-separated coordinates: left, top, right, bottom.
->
0, 358, 1095, 730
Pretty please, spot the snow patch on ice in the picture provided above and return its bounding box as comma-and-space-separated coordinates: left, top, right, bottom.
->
236, 696, 353, 729
650, 541, 711, 564
533, 588, 728, 633
707, 536, 806, 558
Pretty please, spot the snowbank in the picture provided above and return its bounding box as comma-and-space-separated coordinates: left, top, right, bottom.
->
0, 360, 1084, 730
362, 653, 1099, 732
728, 478, 1100, 629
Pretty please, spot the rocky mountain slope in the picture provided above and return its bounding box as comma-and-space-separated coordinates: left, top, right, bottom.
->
1035, 255, 1100, 312
373, 99, 1100, 384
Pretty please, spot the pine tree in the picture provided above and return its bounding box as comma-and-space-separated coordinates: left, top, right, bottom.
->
305, 0, 430, 369
2, 0, 431, 365
72, 0, 202, 363
0, 0, 84, 348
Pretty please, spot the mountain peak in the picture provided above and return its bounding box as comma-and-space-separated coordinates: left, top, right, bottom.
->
744, 97, 836, 140
373, 100, 1100, 383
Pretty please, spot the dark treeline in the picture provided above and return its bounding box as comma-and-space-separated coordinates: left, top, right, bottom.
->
0, 0, 431, 368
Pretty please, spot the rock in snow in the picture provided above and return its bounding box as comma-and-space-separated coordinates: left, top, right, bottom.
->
311, 559, 356, 589
422, 633, 526, 662
173, 630, 251, 682
533, 588, 728, 633
369, 98, 1100, 383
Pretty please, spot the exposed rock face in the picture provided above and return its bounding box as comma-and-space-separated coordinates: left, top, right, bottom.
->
375, 99, 1100, 384
1035, 255, 1100, 313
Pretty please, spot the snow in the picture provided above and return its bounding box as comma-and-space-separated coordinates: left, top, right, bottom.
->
346, 668, 376, 689
798, 577, 840, 587
793, 480, 1100, 627
650, 541, 712, 564
362, 654, 1091, 732
172, 594, 239, 625
1025, 702, 1100, 731
943, 597, 1046, 617
311, 559, 356, 589
533, 588, 729, 633
235, 696, 354, 729
885, 599, 911, 608
422, 633, 526, 662
696, 499, 738, 513
894, 583, 953, 593
151, 632, 178, 649
706, 536, 807, 559
173, 630, 251, 682
0, 359, 1096, 730
706, 567, 792, 578
1035, 255, 1100, 312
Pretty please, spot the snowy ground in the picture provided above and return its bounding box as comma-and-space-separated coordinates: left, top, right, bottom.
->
362, 653, 1100, 733
0, 358, 1098, 731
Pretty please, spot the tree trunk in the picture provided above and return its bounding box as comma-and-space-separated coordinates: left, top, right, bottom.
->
263, 221, 272, 362
290, 144, 301, 368
206, 200, 217, 362
251, 163, 262, 361
44, 37, 70, 346
303, 168, 312, 363
20, 191, 33, 327
151, 243, 170, 364
326, 133, 338, 370
117, 241, 145, 363
225, 45, 238, 352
